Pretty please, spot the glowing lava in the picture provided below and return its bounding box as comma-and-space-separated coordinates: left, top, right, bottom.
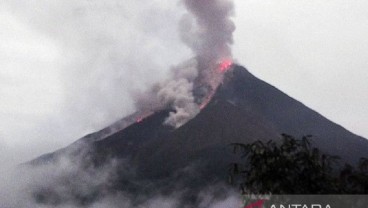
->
136, 111, 154, 123
219, 59, 233, 72
199, 93, 214, 110
136, 117, 144, 123
199, 59, 233, 110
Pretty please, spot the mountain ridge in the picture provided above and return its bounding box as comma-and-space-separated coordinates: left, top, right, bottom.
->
30, 65, 368, 180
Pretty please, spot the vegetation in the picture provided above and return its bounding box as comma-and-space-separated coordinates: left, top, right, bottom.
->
229, 134, 368, 194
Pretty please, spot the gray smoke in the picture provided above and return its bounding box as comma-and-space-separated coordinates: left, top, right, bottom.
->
159, 70, 200, 128
137, 0, 236, 128
180, 0, 235, 70
134, 59, 199, 128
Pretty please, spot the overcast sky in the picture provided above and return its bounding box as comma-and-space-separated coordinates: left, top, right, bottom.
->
1, 0, 367, 168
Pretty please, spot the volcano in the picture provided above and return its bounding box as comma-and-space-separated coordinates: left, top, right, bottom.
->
30, 65, 368, 196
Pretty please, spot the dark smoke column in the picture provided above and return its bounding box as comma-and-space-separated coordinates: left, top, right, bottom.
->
180, 0, 235, 71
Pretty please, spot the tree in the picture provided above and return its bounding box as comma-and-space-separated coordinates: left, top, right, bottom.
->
229, 134, 368, 194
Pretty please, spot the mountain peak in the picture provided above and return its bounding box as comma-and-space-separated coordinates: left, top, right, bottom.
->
31, 64, 368, 179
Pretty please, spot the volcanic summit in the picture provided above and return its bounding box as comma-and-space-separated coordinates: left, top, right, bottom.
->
31, 65, 368, 189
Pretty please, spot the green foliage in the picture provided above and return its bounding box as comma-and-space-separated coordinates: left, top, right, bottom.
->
229, 134, 368, 194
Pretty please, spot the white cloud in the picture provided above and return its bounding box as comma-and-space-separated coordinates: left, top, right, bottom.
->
233, 0, 368, 138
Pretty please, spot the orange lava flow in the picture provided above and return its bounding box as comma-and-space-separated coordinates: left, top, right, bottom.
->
199, 90, 216, 110
136, 112, 154, 123
219, 59, 233, 72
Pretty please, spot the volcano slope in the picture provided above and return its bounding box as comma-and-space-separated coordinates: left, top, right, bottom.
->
30, 65, 368, 195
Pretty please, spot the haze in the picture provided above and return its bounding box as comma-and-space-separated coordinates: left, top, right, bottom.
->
1, 0, 367, 170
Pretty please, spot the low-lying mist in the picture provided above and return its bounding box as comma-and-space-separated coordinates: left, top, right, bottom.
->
0, 141, 241, 207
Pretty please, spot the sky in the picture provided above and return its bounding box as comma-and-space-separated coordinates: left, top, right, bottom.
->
1, 0, 368, 168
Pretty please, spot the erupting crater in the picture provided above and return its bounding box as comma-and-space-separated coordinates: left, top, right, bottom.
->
219, 59, 233, 73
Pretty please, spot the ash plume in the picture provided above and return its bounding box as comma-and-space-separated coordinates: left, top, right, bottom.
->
180, 0, 235, 70
136, 0, 236, 128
